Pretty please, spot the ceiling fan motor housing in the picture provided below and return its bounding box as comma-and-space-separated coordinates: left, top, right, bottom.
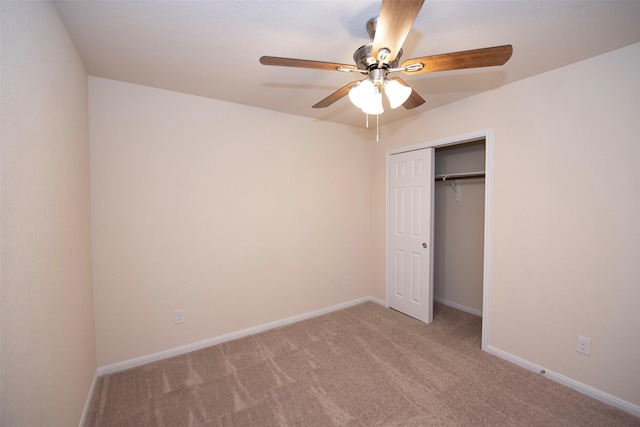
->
353, 43, 403, 71
356, 17, 403, 71
366, 16, 378, 40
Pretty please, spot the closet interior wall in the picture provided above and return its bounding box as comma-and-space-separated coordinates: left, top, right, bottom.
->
434, 140, 486, 316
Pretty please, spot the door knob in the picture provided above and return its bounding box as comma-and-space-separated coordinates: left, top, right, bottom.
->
422, 242, 427, 248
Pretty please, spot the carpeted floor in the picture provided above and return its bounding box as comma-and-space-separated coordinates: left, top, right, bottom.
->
86, 302, 640, 426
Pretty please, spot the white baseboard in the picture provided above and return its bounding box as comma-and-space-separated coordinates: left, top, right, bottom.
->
486, 345, 640, 418
79, 371, 98, 427
97, 296, 384, 376
434, 296, 482, 317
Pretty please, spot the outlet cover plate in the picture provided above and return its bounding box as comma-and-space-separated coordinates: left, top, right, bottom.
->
576, 335, 591, 356
174, 309, 185, 324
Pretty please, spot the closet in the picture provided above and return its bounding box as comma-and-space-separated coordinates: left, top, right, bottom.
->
433, 139, 485, 317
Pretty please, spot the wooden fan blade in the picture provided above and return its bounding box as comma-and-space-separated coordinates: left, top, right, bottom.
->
390, 77, 425, 109
312, 81, 360, 108
260, 56, 357, 72
401, 45, 513, 75
372, 0, 425, 64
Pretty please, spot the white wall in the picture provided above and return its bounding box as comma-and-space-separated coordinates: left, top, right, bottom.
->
89, 77, 373, 367
371, 43, 640, 407
1, 1, 96, 425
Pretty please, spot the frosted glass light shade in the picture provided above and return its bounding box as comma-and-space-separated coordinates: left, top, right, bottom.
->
384, 79, 412, 109
361, 91, 384, 115
348, 80, 374, 109
349, 79, 384, 115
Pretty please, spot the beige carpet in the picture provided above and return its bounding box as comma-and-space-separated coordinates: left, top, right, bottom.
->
86, 302, 639, 426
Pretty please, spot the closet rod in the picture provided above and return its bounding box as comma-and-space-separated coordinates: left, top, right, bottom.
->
434, 171, 485, 181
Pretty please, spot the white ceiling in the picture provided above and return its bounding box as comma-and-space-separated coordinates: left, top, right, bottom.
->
53, 0, 640, 129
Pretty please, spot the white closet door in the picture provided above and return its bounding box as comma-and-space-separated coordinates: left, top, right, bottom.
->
387, 148, 434, 323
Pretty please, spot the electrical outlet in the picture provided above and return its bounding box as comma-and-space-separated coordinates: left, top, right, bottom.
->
174, 309, 184, 324
343, 275, 350, 287
576, 335, 591, 356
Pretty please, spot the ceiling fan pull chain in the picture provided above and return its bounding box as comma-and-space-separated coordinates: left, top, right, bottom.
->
376, 114, 379, 142
366, 113, 369, 129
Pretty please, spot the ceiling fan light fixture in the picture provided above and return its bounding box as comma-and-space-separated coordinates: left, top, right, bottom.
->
384, 78, 412, 109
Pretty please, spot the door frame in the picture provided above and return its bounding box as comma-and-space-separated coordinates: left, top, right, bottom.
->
386, 129, 493, 351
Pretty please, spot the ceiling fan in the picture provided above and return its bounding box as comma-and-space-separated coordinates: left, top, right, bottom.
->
259, 0, 513, 116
